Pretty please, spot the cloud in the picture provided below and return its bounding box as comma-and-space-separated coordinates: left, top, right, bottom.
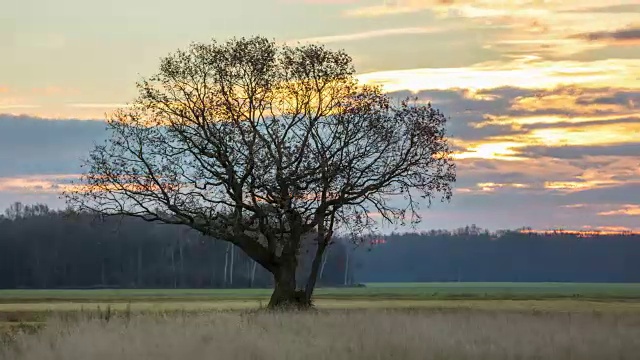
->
562, 4, 640, 13
356, 57, 640, 93
343, 0, 640, 57
452, 150, 640, 200
572, 26, 640, 46
0, 114, 107, 177
383, 85, 640, 171
563, 183, 640, 205
1, 79, 639, 231
599, 204, 640, 216
0, 174, 80, 194
1, 91, 41, 111
520, 144, 640, 159
430, 181, 640, 231
505, 87, 639, 117
292, 27, 441, 44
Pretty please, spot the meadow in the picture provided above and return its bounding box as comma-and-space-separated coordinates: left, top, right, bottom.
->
3, 282, 640, 303
2, 282, 640, 359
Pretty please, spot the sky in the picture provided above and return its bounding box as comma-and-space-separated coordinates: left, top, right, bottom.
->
1, 0, 639, 232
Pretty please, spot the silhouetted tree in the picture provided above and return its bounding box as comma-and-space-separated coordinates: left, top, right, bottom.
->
65, 36, 456, 308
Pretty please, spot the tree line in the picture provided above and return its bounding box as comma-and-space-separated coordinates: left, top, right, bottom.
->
354, 226, 640, 283
2, 203, 639, 289
0, 202, 351, 289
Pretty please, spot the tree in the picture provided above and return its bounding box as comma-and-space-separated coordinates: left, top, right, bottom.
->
65, 36, 456, 308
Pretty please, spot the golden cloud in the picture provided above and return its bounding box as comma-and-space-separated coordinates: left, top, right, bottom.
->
356, 58, 640, 93
507, 88, 636, 117
599, 205, 640, 216
0, 174, 80, 194
476, 182, 530, 192
544, 180, 621, 191
478, 114, 637, 128
453, 141, 526, 161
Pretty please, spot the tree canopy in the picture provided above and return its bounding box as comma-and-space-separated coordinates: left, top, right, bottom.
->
66, 36, 455, 308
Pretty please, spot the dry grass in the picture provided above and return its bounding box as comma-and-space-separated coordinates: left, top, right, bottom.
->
2, 309, 640, 360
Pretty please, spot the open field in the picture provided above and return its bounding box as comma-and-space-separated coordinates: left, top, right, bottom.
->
1, 282, 639, 336
2, 283, 639, 359
2, 282, 640, 303
3, 309, 640, 360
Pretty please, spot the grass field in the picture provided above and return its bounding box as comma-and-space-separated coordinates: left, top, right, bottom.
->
4, 310, 640, 359
2, 282, 640, 303
1, 282, 639, 329
2, 283, 639, 359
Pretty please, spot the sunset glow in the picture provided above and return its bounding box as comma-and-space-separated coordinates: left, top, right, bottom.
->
1, 0, 639, 232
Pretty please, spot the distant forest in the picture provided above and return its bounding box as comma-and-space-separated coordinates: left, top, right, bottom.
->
1, 202, 639, 289
354, 226, 640, 283
0, 202, 350, 289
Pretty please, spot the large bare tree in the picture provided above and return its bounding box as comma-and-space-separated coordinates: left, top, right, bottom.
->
65, 36, 455, 308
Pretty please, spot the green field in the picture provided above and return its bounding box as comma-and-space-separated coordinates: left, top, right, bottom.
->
2, 282, 640, 303
1, 282, 639, 318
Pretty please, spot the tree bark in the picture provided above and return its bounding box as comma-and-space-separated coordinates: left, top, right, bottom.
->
267, 256, 309, 309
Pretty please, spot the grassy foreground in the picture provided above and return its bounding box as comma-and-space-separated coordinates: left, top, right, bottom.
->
2, 283, 640, 359
3, 309, 640, 360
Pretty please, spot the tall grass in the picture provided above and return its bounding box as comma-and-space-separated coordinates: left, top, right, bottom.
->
2, 309, 640, 359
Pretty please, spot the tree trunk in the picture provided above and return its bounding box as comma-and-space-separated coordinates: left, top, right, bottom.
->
304, 242, 327, 301
267, 257, 309, 309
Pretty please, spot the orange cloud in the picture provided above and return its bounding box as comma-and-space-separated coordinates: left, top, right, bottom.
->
506, 87, 638, 117
599, 205, 640, 216
521, 227, 640, 236
476, 182, 530, 192
544, 180, 621, 192
0, 174, 80, 194
453, 141, 526, 161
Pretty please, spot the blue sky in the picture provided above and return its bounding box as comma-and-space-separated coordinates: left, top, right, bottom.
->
1, 0, 639, 231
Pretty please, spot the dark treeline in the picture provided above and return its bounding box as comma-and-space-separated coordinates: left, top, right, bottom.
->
2, 203, 639, 288
353, 225, 640, 283
0, 203, 350, 289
